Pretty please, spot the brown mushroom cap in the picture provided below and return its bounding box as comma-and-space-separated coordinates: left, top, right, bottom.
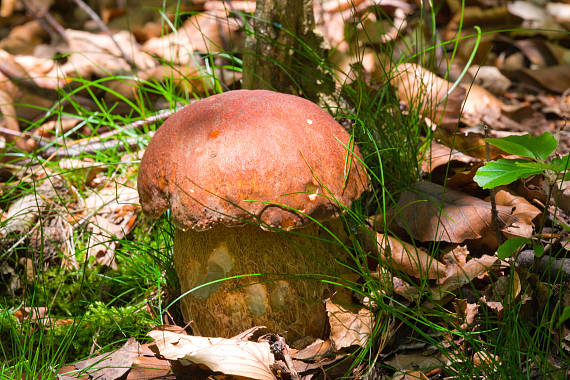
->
138, 90, 369, 231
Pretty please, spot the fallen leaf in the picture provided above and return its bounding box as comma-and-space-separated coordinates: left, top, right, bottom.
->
55, 29, 155, 78
326, 301, 372, 350
148, 330, 276, 380
377, 233, 447, 280
292, 339, 331, 360
494, 188, 541, 238
420, 141, 480, 174
143, 12, 240, 64
396, 181, 516, 244
0, 175, 69, 237
433, 255, 498, 301
385, 351, 444, 372
73, 338, 141, 380
391, 63, 466, 130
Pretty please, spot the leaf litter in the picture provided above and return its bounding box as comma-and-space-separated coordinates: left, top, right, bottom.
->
0, 0, 568, 378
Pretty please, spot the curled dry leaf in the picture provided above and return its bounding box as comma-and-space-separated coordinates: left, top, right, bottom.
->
494, 188, 540, 239
432, 255, 498, 301
453, 298, 479, 328
291, 339, 331, 360
377, 233, 447, 280
326, 301, 372, 350
148, 330, 276, 380
396, 181, 518, 244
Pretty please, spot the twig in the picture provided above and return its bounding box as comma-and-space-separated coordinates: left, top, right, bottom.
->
71, 0, 137, 71
38, 106, 182, 158
0, 126, 45, 141
20, 0, 68, 43
516, 250, 570, 279
92, 107, 181, 141
40, 133, 154, 158
483, 123, 503, 246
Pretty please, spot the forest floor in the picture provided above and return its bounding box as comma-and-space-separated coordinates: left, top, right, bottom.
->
0, 0, 569, 379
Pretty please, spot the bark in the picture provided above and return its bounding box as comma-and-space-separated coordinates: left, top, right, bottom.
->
242, 0, 334, 104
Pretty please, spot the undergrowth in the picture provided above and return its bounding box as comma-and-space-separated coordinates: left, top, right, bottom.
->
0, 1, 568, 379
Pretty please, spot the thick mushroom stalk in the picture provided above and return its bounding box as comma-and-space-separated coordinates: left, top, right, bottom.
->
138, 90, 369, 341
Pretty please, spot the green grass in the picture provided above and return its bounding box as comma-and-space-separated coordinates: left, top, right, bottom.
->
1, 1, 569, 379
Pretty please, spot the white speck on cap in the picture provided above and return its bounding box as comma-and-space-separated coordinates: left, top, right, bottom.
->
307, 119, 313, 125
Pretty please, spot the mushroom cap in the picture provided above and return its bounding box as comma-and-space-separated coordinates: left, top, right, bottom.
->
138, 90, 369, 231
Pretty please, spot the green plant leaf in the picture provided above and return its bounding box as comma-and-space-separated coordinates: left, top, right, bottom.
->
532, 244, 545, 258
486, 133, 557, 161
550, 154, 570, 173
497, 237, 530, 260
558, 306, 570, 327
474, 159, 546, 189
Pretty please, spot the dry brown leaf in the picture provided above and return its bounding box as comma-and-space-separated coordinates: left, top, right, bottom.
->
445, 6, 513, 42
420, 141, 480, 174
494, 188, 540, 239
468, 65, 512, 95
0, 175, 69, 237
546, 2, 570, 25
385, 352, 444, 372
391, 63, 466, 130
473, 351, 499, 367
0, 0, 16, 17
292, 339, 331, 360
396, 181, 516, 244
84, 182, 139, 268
0, 20, 47, 55
513, 66, 570, 94
433, 255, 498, 301
148, 330, 276, 380
143, 12, 239, 64
480, 295, 504, 317
73, 338, 141, 380
392, 276, 419, 301
377, 233, 447, 280
30, 215, 77, 270
507, 1, 567, 39
55, 29, 155, 78
441, 245, 469, 269
453, 298, 479, 328
326, 301, 372, 350
460, 83, 504, 127
392, 370, 429, 380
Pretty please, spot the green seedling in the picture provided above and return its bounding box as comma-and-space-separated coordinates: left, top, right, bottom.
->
474, 132, 568, 259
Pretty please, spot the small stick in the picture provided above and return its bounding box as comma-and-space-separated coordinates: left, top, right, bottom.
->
37, 106, 181, 158
20, 0, 68, 43
40, 133, 153, 158
0, 126, 45, 141
71, 0, 137, 70
483, 123, 503, 246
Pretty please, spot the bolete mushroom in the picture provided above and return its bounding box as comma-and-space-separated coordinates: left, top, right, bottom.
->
138, 90, 369, 340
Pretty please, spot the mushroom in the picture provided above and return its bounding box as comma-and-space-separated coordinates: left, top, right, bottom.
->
138, 90, 369, 340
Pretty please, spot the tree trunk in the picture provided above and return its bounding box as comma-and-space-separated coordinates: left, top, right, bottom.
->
242, 0, 334, 104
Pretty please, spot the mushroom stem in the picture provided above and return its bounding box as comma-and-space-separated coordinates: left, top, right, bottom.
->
174, 219, 349, 341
